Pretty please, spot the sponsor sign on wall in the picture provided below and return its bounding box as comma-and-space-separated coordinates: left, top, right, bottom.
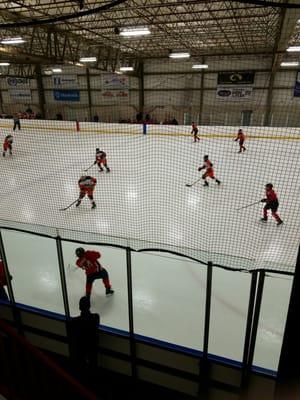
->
53, 90, 80, 101
102, 73, 129, 89
9, 89, 32, 102
100, 89, 129, 103
217, 72, 255, 85
52, 75, 78, 86
293, 71, 300, 97
216, 86, 252, 101
7, 77, 30, 87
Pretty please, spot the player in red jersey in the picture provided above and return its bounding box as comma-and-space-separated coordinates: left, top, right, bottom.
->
191, 122, 200, 142
234, 129, 246, 153
76, 175, 97, 209
0, 257, 12, 301
198, 155, 221, 187
2, 135, 13, 157
94, 148, 110, 172
261, 183, 283, 225
75, 247, 114, 298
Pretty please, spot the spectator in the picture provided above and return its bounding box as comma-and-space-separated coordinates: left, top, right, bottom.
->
136, 111, 143, 122
13, 113, 21, 131
56, 113, 63, 120
93, 115, 99, 122
68, 296, 100, 378
171, 117, 179, 125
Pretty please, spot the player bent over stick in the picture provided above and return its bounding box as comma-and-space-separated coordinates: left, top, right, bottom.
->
261, 183, 283, 226
76, 175, 97, 209
2, 135, 13, 157
75, 247, 114, 298
198, 155, 221, 187
94, 148, 110, 172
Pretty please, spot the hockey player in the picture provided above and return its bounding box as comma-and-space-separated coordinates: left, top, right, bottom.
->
2, 135, 13, 157
76, 175, 97, 209
198, 155, 221, 187
261, 183, 283, 226
94, 148, 110, 172
234, 129, 246, 153
75, 247, 114, 298
191, 122, 200, 142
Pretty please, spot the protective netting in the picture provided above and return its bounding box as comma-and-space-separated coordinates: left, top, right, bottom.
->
0, 56, 299, 273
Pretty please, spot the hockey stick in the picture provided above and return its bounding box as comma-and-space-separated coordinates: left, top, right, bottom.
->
84, 162, 95, 172
236, 200, 261, 211
59, 198, 79, 211
185, 177, 202, 187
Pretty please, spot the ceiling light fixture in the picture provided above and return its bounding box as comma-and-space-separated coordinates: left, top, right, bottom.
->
79, 57, 97, 62
0, 62, 10, 66
52, 68, 62, 73
192, 64, 208, 69
120, 66, 134, 71
169, 51, 190, 59
1, 37, 25, 44
286, 46, 300, 52
280, 61, 299, 67
119, 27, 150, 37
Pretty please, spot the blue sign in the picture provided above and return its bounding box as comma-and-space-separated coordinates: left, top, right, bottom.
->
53, 90, 80, 101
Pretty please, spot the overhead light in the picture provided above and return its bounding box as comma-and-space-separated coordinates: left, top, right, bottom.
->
119, 27, 151, 37
120, 66, 134, 71
79, 57, 97, 62
1, 37, 25, 44
280, 61, 299, 67
52, 68, 62, 73
75, 62, 84, 67
287, 46, 300, 52
169, 51, 190, 59
0, 62, 10, 66
44, 69, 53, 75
192, 64, 208, 69
115, 71, 123, 75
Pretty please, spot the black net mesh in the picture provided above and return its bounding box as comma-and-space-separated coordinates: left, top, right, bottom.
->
0, 55, 299, 273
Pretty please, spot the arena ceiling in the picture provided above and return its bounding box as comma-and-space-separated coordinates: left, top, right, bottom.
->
0, 0, 300, 74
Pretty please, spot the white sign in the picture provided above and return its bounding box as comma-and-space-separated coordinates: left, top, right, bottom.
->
102, 73, 129, 89
7, 77, 30, 87
9, 89, 32, 102
216, 86, 252, 101
52, 75, 78, 86
100, 89, 129, 103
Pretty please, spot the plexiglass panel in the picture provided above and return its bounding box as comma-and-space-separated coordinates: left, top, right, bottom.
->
209, 268, 251, 362
1, 229, 65, 314
253, 272, 293, 372
62, 241, 129, 332
132, 251, 206, 350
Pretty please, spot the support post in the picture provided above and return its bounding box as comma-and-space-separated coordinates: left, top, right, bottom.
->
86, 67, 92, 121
35, 65, 46, 118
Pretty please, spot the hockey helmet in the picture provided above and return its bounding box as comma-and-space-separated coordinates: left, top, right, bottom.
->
75, 247, 85, 257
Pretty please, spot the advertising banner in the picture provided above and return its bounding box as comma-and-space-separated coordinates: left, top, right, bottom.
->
52, 75, 78, 86
216, 86, 252, 101
7, 77, 30, 87
9, 89, 32, 102
102, 73, 129, 89
217, 72, 255, 85
100, 89, 129, 103
53, 90, 80, 101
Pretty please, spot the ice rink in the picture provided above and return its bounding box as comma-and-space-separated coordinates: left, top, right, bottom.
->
0, 126, 299, 372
